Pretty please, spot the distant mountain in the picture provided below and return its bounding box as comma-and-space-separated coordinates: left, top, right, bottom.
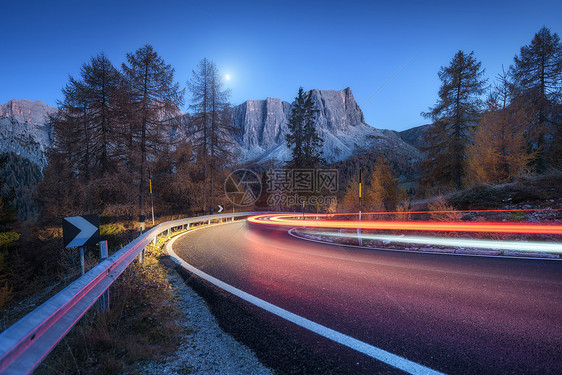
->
0, 99, 55, 168
230, 88, 421, 165
395, 124, 431, 150
0, 90, 423, 174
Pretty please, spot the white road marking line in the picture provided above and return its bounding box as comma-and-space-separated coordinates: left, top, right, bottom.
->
167, 232, 445, 375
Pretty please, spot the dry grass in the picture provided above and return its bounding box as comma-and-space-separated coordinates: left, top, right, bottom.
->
35, 234, 184, 375
427, 195, 463, 221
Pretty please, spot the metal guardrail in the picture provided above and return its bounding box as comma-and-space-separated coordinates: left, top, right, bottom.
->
0, 212, 259, 374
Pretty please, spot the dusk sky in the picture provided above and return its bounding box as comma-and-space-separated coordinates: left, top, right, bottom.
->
1, 0, 561, 131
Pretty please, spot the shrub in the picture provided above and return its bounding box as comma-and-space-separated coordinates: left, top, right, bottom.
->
428, 196, 462, 221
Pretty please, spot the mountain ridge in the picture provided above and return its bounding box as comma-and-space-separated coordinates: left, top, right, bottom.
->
0, 99, 55, 168
229, 87, 421, 165
0, 89, 423, 171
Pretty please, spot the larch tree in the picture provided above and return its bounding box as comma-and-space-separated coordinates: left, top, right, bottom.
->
340, 173, 362, 213
422, 50, 487, 190
465, 70, 533, 184
81, 53, 122, 175
122, 45, 184, 225
45, 53, 123, 213
365, 159, 401, 212
286, 88, 324, 169
188, 58, 234, 214
510, 27, 562, 170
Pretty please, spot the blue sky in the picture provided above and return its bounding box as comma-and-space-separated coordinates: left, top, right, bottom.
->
1, 0, 561, 131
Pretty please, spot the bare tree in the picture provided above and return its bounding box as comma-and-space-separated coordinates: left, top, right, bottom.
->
122, 45, 184, 226
188, 58, 235, 214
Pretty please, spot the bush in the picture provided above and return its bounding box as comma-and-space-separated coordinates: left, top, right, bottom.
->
428, 196, 462, 221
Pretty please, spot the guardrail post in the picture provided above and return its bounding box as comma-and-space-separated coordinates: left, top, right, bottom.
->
138, 228, 145, 264
80, 246, 85, 275
167, 228, 171, 236
98, 241, 110, 313
208, 219, 211, 225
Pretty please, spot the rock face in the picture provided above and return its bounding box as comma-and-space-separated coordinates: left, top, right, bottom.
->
0, 89, 422, 170
232, 97, 291, 156
0, 99, 55, 168
231, 87, 421, 164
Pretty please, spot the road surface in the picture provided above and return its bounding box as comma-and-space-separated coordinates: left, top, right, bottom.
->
172, 221, 562, 374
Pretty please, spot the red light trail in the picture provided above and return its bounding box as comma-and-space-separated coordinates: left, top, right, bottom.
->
248, 213, 562, 235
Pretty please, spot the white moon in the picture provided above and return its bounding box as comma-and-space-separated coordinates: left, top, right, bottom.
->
225, 74, 231, 81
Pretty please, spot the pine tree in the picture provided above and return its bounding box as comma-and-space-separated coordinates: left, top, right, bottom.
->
302, 92, 324, 167
286, 88, 324, 168
0, 152, 42, 221
510, 27, 562, 170
0, 156, 17, 228
0, 156, 17, 309
122, 45, 184, 222
286, 88, 306, 168
188, 58, 234, 214
422, 51, 487, 190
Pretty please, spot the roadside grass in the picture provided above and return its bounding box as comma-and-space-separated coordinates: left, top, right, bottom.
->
2, 215, 241, 374
35, 230, 185, 375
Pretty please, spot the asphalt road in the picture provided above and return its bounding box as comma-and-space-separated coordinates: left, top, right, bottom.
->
172, 221, 562, 374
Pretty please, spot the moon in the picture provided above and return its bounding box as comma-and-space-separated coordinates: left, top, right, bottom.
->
225, 74, 231, 81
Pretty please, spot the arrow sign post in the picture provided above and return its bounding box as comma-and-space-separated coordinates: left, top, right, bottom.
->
218, 205, 224, 213
63, 215, 100, 248
63, 215, 100, 275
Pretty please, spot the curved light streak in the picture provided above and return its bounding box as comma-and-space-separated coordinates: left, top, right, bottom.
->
297, 230, 562, 254
248, 214, 562, 235
332, 208, 562, 216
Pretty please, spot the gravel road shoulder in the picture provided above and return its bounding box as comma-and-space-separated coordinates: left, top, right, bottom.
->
136, 262, 273, 375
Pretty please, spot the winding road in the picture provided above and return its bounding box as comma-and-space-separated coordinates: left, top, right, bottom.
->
171, 220, 562, 374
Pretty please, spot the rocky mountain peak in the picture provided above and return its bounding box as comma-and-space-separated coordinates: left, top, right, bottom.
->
230, 87, 420, 164
309, 87, 366, 132
0, 99, 56, 125
0, 99, 56, 168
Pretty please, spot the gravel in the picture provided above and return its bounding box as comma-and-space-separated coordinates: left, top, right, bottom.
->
137, 266, 273, 375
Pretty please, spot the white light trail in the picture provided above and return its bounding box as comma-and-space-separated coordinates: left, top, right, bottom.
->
301, 230, 562, 255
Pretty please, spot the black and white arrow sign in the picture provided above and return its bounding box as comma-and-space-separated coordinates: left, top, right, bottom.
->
218, 205, 224, 213
63, 214, 100, 248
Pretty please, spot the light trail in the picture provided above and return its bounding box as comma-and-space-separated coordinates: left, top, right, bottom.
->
310, 208, 562, 217
297, 230, 562, 254
248, 214, 562, 235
